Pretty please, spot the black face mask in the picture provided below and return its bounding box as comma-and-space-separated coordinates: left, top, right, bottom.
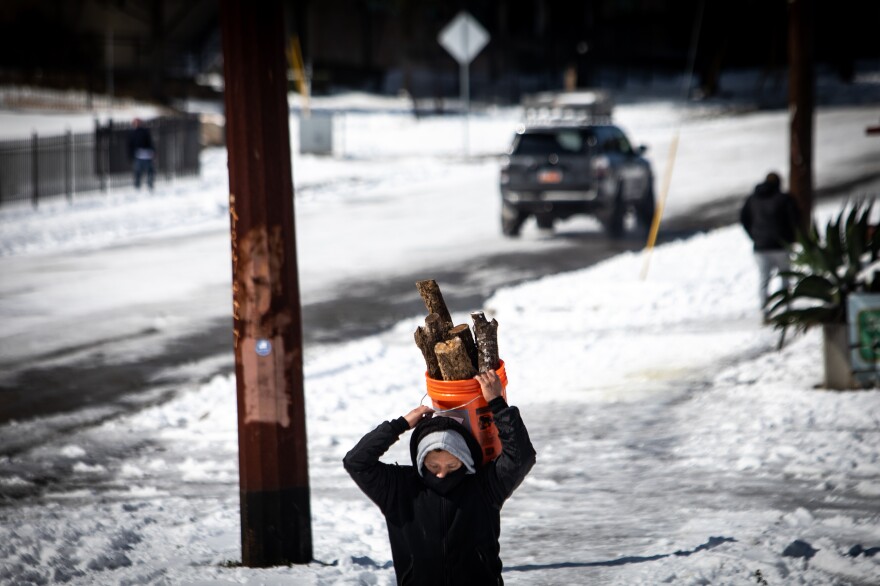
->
421, 465, 467, 495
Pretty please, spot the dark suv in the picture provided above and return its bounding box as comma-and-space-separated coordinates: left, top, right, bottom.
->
498, 123, 655, 237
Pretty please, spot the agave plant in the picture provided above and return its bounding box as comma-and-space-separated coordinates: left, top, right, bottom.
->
767, 198, 880, 333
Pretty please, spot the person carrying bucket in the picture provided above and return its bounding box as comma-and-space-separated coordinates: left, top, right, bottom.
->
343, 370, 536, 585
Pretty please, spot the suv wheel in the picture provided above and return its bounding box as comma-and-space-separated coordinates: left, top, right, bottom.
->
535, 213, 554, 231
501, 202, 528, 237
635, 188, 656, 232
603, 190, 626, 238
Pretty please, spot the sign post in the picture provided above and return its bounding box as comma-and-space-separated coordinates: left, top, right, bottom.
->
438, 11, 489, 157
219, 0, 312, 566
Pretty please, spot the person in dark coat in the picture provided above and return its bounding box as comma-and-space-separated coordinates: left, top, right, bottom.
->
740, 171, 801, 319
343, 370, 536, 586
127, 118, 156, 191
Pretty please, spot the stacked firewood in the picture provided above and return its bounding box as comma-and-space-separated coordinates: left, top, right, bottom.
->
413, 279, 500, 381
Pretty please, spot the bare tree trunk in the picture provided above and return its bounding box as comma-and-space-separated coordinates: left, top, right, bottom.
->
435, 337, 477, 380
447, 324, 478, 370
416, 279, 454, 333
414, 313, 445, 380
471, 311, 499, 372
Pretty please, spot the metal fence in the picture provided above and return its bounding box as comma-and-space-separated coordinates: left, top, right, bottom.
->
0, 116, 201, 207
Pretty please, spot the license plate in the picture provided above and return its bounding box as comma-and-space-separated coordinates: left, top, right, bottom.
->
538, 169, 563, 184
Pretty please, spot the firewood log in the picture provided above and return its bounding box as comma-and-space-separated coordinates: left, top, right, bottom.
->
414, 313, 445, 380
447, 324, 478, 370
471, 311, 499, 372
434, 337, 477, 380
416, 279, 454, 333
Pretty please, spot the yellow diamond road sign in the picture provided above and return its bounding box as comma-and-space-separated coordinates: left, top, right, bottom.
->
438, 11, 489, 65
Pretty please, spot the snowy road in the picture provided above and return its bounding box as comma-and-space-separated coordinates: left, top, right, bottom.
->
0, 155, 649, 430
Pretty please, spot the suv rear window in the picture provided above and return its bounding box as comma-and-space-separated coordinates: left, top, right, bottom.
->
513, 129, 595, 156
512, 126, 634, 156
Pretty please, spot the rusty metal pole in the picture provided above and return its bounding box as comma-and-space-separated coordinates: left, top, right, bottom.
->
219, 0, 312, 566
788, 0, 814, 230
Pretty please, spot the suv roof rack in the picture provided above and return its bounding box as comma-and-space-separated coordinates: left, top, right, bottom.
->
521, 90, 614, 126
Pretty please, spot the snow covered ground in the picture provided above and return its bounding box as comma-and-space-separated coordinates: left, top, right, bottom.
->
2, 218, 879, 585
0, 88, 879, 585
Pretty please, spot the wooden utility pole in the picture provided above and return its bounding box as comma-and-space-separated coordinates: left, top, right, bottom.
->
220, 0, 312, 566
788, 0, 814, 230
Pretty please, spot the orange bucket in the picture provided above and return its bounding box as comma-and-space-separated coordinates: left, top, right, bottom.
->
424, 360, 508, 464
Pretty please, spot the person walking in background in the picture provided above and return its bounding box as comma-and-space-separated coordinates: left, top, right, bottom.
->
344, 370, 536, 585
740, 171, 801, 322
128, 118, 155, 191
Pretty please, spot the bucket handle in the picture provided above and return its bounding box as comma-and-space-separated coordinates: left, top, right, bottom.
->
420, 392, 481, 414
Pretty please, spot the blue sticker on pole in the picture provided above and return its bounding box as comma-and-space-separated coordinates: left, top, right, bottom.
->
255, 339, 272, 356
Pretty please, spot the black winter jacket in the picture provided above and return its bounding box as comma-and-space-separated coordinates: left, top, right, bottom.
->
343, 397, 536, 586
127, 126, 154, 160
740, 181, 800, 251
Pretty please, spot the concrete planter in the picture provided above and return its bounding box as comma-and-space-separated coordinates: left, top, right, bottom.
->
822, 323, 858, 390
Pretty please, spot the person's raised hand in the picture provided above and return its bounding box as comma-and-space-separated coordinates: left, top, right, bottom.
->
404, 405, 434, 428
474, 370, 503, 402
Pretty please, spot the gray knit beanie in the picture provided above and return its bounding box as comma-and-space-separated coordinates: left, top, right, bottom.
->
415, 429, 476, 476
